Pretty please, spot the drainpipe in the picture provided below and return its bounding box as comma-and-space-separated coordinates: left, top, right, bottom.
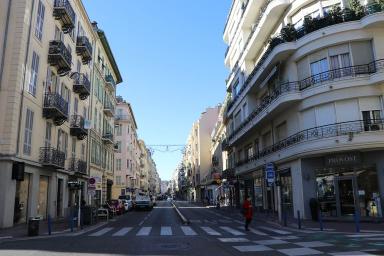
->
0, 0, 12, 91
16, 0, 36, 156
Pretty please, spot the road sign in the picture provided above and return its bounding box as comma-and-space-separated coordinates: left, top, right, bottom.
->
266, 162, 275, 185
88, 177, 96, 185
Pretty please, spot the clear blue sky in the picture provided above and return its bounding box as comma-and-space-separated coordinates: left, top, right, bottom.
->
83, 0, 231, 181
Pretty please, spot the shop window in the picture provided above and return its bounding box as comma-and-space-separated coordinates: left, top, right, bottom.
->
316, 175, 337, 217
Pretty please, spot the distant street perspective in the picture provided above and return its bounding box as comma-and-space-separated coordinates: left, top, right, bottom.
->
1, 0, 384, 255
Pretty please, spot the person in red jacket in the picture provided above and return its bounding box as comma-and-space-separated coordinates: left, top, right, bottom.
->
242, 196, 253, 231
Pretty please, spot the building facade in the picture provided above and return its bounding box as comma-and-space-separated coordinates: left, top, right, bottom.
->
183, 106, 221, 202
0, 0, 97, 227
224, 0, 384, 220
88, 22, 122, 207
112, 97, 138, 199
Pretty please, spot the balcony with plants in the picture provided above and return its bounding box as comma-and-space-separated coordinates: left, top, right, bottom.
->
48, 40, 72, 77
226, 2, 384, 118
53, 0, 75, 34
70, 115, 88, 140
39, 147, 66, 169
76, 36, 93, 65
72, 73, 91, 100
43, 92, 69, 126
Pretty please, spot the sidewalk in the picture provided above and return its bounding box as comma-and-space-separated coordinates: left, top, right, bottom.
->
184, 201, 384, 234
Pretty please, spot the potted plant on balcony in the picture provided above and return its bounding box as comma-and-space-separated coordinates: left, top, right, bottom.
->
328, 6, 343, 24
303, 16, 316, 34
348, 0, 365, 19
280, 24, 297, 42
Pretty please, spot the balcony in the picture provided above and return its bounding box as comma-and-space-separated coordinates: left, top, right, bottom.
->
70, 115, 88, 140
115, 115, 129, 122
103, 99, 115, 117
69, 158, 87, 176
48, 40, 72, 76
43, 92, 68, 126
102, 132, 114, 145
73, 73, 91, 100
39, 147, 65, 169
76, 36, 92, 65
53, 0, 75, 34
105, 74, 116, 91
228, 3, 384, 117
236, 119, 384, 169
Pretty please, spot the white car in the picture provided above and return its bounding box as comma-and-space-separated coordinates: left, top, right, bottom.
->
118, 195, 133, 211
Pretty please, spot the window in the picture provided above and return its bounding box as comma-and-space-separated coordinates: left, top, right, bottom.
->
116, 124, 122, 136
245, 144, 253, 160
35, 1, 45, 40
276, 122, 287, 141
57, 129, 68, 157
54, 26, 63, 41
330, 53, 351, 78
116, 159, 121, 171
74, 98, 78, 115
45, 122, 52, 147
242, 102, 248, 121
23, 109, 34, 155
29, 52, 40, 96
71, 138, 76, 159
262, 131, 272, 148
116, 176, 121, 185
233, 80, 239, 96
116, 141, 121, 153
254, 139, 260, 155
362, 110, 382, 131
81, 144, 85, 161
234, 110, 241, 129
310, 58, 329, 83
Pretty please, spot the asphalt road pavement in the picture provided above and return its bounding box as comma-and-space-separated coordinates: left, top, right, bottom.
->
0, 201, 383, 256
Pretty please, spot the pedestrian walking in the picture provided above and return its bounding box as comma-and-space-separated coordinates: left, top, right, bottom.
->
242, 196, 253, 231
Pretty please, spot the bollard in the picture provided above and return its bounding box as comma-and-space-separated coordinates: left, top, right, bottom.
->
297, 210, 301, 229
70, 212, 74, 232
283, 211, 287, 227
48, 214, 52, 235
318, 209, 323, 231
354, 211, 360, 233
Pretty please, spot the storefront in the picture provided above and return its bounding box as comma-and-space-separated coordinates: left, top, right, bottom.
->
313, 152, 383, 219
13, 172, 31, 224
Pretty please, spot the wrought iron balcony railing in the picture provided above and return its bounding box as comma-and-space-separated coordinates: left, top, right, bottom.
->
103, 99, 115, 117
105, 74, 116, 91
39, 147, 65, 169
235, 119, 384, 168
228, 59, 384, 143
73, 73, 91, 100
48, 40, 72, 76
53, 0, 75, 34
69, 158, 87, 175
76, 36, 92, 65
227, 3, 384, 115
43, 92, 69, 126
70, 115, 88, 140
102, 132, 114, 144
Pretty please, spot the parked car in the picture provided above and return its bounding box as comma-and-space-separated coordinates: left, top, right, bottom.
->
134, 195, 153, 210
118, 195, 133, 211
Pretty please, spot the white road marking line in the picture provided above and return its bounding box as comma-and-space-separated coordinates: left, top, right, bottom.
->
201, 226, 221, 236
218, 237, 249, 242
181, 226, 197, 236
220, 226, 245, 236
89, 227, 113, 236
138, 220, 144, 226
136, 227, 152, 236
234, 220, 243, 224
112, 227, 132, 236
238, 227, 268, 236
347, 234, 384, 238
259, 226, 291, 235
0, 236, 13, 240
160, 226, 172, 236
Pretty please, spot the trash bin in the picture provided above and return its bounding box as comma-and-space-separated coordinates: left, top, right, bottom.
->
28, 217, 40, 236
309, 198, 319, 221
82, 206, 92, 225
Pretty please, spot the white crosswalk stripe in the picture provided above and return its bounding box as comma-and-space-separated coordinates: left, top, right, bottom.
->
258, 226, 291, 235
220, 226, 245, 236
181, 226, 197, 236
89, 227, 114, 236
160, 226, 172, 236
112, 227, 132, 236
237, 226, 268, 236
201, 226, 221, 236
136, 227, 152, 236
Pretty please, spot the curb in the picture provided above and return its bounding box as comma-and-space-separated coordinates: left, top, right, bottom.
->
172, 203, 190, 225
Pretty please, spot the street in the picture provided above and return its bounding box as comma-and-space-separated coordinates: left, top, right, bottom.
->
0, 201, 383, 255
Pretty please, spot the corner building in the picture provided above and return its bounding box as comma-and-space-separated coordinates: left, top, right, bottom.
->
224, 0, 384, 220
0, 0, 94, 227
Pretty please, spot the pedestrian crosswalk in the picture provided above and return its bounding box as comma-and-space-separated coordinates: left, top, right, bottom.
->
85, 224, 292, 238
